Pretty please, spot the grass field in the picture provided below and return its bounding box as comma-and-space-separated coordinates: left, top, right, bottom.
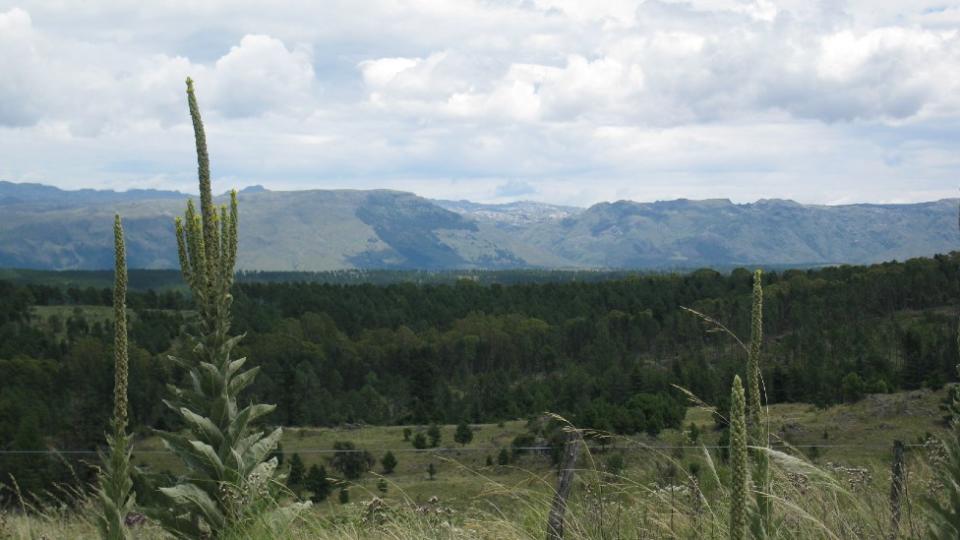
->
134, 420, 542, 510
2, 385, 950, 538
126, 388, 948, 517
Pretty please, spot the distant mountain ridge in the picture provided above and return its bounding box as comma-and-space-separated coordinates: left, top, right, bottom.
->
0, 180, 186, 205
0, 181, 956, 271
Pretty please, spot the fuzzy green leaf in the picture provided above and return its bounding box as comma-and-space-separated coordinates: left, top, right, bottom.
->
226, 356, 248, 378
159, 483, 226, 530
228, 366, 260, 396
180, 408, 224, 447
241, 428, 283, 475
188, 440, 226, 479
229, 404, 276, 443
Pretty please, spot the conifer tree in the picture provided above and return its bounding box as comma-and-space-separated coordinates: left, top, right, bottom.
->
427, 423, 441, 447
288, 454, 305, 488
305, 465, 331, 503
729, 375, 749, 540
150, 78, 282, 538
95, 216, 135, 540
454, 421, 473, 446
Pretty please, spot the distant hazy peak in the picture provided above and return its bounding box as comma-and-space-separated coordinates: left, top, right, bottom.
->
435, 199, 584, 227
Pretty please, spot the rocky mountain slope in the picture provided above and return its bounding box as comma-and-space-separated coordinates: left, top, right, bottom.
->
0, 181, 955, 270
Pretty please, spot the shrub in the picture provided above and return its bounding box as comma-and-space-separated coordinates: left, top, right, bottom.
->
841, 372, 865, 403
331, 441, 374, 480
412, 433, 428, 449
427, 424, 442, 447
604, 453, 625, 477
511, 433, 536, 458
381, 451, 397, 474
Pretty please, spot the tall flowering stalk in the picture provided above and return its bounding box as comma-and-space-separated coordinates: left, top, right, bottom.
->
747, 270, 770, 528
729, 375, 749, 540
151, 78, 281, 538
925, 365, 960, 538
746, 270, 763, 435
924, 204, 960, 538
95, 215, 135, 540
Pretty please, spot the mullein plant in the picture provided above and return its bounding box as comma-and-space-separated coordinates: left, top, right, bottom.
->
746, 270, 770, 534
95, 215, 136, 540
729, 375, 750, 540
150, 78, 283, 538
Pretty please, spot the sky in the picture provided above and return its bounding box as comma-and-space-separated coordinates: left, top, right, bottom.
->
0, 1, 958, 207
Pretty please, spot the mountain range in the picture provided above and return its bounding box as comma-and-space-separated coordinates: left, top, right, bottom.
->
1, 180, 956, 271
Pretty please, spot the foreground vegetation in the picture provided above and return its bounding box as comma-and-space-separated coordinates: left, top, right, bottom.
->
3, 79, 959, 538
1, 389, 951, 538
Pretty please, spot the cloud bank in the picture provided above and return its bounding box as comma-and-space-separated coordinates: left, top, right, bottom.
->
0, 0, 958, 205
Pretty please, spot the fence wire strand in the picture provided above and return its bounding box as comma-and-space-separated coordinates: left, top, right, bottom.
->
0, 442, 928, 455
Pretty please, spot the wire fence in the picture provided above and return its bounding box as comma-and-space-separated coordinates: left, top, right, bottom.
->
0, 442, 929, 455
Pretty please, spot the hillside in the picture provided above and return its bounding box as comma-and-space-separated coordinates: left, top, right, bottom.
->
521, 198, 960, 268
1, 181, 957, 271
0, 186, 528, 271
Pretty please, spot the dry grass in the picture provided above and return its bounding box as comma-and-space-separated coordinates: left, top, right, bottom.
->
2, 389, 949, 539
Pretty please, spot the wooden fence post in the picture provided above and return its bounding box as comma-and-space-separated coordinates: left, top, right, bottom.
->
546, 431, 581, 540
889, 439, 905, 538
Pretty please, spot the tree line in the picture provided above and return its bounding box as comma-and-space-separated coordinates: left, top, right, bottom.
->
1, 253, 958, 500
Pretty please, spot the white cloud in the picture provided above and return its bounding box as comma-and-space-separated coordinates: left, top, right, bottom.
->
208, 34, 315, 118
360, 57, 423, 88
0, 8, 42, 126
0, 1, 958, 206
